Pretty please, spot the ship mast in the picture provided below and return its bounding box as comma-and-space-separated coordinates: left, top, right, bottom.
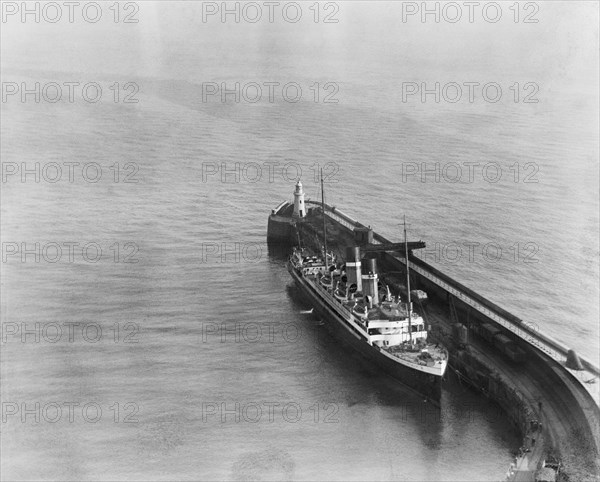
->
404, 215, 412, 343
321, 168, 328, 270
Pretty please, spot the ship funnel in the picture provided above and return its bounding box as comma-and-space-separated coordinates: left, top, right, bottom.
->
361, 257, 379, 306
345, 246, 362, 292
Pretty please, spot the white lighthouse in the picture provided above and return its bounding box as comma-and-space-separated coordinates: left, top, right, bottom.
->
293, 181, 306, 218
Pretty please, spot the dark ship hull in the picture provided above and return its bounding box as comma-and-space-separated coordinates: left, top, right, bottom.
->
287, 260, 443, 403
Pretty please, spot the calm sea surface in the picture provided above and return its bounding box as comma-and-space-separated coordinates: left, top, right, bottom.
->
1, 2, 598, 480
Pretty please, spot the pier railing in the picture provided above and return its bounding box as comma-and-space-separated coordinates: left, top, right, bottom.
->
307, 202, 599, 380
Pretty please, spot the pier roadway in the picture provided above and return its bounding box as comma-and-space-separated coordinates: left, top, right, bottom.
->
425, 305, 599, 481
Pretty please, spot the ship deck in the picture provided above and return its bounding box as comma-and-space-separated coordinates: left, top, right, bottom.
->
383, 343, 448, 367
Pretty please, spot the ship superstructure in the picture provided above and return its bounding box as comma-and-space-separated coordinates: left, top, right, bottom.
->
288, 245, 448, 390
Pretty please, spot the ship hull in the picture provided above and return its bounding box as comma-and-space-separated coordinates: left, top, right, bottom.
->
288, 264, 442, 403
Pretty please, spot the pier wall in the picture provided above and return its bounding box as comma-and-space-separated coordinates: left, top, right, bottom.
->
451, 348, 537, 440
